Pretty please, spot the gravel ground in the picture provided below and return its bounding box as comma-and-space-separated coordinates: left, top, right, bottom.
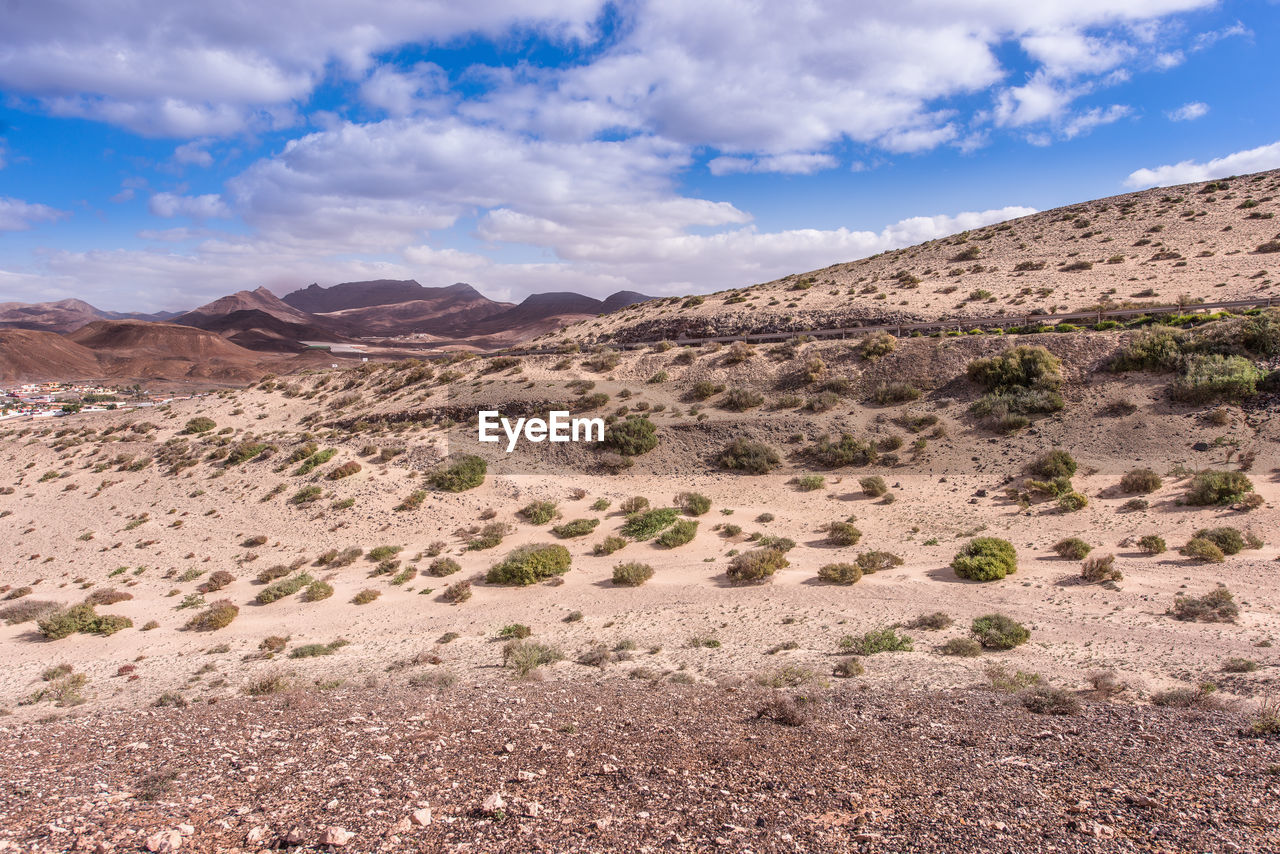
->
1, 682, 1277, 853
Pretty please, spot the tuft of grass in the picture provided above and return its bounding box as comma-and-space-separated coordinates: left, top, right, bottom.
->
487, 544, 572, 586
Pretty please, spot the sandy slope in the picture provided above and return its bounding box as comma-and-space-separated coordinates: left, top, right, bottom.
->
545, 169, 1280, 345
1, 327, 1276, 722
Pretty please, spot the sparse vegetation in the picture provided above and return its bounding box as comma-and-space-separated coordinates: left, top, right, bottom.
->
951, 537, 1017, 581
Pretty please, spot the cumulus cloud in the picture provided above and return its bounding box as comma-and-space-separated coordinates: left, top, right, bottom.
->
0, 1, 606, 136
1166, 101, 1208, 121
1124, 140, 1280, 188
0, 197, 67, 231
148, 192, 231, 219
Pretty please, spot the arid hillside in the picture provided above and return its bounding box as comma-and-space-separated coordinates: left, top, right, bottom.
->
547, 169, 1280, 346
2, 309, 1277, 722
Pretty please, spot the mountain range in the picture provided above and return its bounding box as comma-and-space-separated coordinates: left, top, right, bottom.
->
0, 281, 656, 357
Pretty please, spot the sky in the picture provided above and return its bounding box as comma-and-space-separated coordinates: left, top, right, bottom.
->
0, 0, 1278, 313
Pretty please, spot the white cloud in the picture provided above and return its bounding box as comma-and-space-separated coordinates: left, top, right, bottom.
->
707, 153, 838, 176
0, 1, 607, 136
0, 197, 67, 231
1061, 104, 1131, 138
1166, 101, 1208, 121
148, 192, 231, 219
174, 140, 215, 167
1125, 140, 1280, 188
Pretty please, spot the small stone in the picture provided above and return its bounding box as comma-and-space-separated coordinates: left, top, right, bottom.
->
245, 827, 268, 845
284, 828, 304, 845
144, 831, 182, 853
176, 825, 194, 837
482, 792, 506, 813
320, 826, 354, 846
411, 808, 432, 826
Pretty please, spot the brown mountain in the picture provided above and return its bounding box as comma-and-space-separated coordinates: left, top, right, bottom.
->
0, 328, 103, 383
282, 280, 488, 314
173, 287, 349, 351
67, 320, 266, 382
0, 298, 174, 334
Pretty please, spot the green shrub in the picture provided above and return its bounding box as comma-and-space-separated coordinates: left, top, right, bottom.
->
442, 580, 472, 603
807, 433, 877, 467
676, 491, 711, 515
327, 460, 361, 480
38, 603, 132, 639
226, 442, 270, 465
726, 548, 789, 584
688, 380, 724, 401
612, 562, 654, 586
498, 624, 532, 639
971, 613, 1030, 649
552, 518, 599, 539
719, 388, 764, 411
823, 521, 862, 546
621, 507, 681, 539
1031, 449, 1077, 480
871, 383, 920, 405
181, 417, 216, 434
656, 519, 698, 548
466, 522, 510, 551
718, 438, 781, 473
367, 545, 402, 561
842, 627, 913, 655
1185, 470, 1254, 505
427, 557, 462, 577
833, 658, 866, 677
1180, 537, 1225, 563
1081, 554, 1122, 583
184, 599, 239, 631
1170, 586, 1237, 622
855, 551, 903, 573
951, 537, 1017, 581
593, 535, 627, 556
302, 580, 334, 601
503, 640, 564, 678
257, 573, 314, 604
817, 563, 862, 585
940, 637, 983, 657
620, 496, 650, 514
1021, 685, 1080, 716
1113, 328, 1185, 372
794, 474, 825, 491
967, 346, 1063, 392
520, 500, 558, 525
1137, 534, 1166, 554
289, 639, 348, 658
352, 589, 380, 605
487, 544, 572, 586
1120, 468, 1162, 494
1052, 538, 1092, 560
1172, 355, 1264, 402
1057, 491, 1088, 512
290, 485, 322, 504
430, 455, 486, 492
1194, 527, 1246, 555
859, 476, 888, 497
861, 332, 896, 359
396, 489, 426, 511
603, 417, 658, 456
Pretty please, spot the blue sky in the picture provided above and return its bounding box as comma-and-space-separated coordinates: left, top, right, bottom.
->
1, 0, 1278, 312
